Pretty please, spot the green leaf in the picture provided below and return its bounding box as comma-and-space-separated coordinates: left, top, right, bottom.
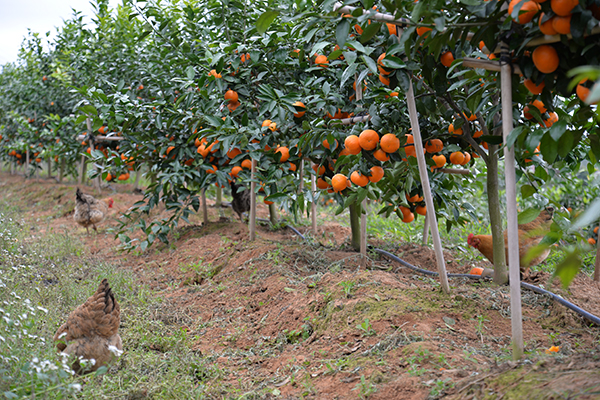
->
360, 22, 381, 44
586, 80, 600, 104
412, 1, 425, 21
540, 132, 557, 163
256, 10, 279, 34
518, 208, 541, 224
340, 64, 358, 89
520, 185, 536, 198
548, 120, 566, 141
336, 18, 350, 47
506, 126, 525, 149
557, 131, 575, 158
381, 55, 405, 69
361, 55, 378, 75
570, 197, 600, 231
553, 250, 582, 289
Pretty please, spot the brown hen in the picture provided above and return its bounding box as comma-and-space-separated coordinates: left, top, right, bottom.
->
53, 279, 122, 373
467, 207, 554, 273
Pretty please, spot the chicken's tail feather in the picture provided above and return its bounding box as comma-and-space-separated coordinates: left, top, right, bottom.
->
75, 188, 85, 204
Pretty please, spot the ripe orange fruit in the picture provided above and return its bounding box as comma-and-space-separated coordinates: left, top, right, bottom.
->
293, 101, 306, 118
523, 99, 547, 119
532, 45, 559, 74
228, 101, 240, 112
588, 237, 597, 245
241, 159, 252, 169
406, 193, 423, 203
379, 74, 390, 86
448, 123, 463, 135
440, 51, 454, 67
350, 171, 369, 187
369, 166, 384, 183
552, 14, 571, 34
425, 139, 443, 153
386, 23, 397, 36
538, 13, 557, 35
380, 133, 400, 153
449, 151, 466, 165
523, 78, 545, 95
98, 126, 107, 134
543, 112, 559, 127
312, 164, 326, 175
377, 53, 391, 75
473, 130, 483, 138
106, 173, 113, 181
322, 138, 338, 150
551, 0, 577, 16
576, 80, 590, 102
317, 178, 330, 190
275, 146, 290, 162
594, 226, 599, 234
416, 27, 432, 37
508, 0, 540, 24
42, 76, 47, 81
138, 84, 144, 90
373, 149, 390, 162
461, 152, 471, 165
289, 162, 297, 172
464, 112, 477, 121
207, 165, 217, 174
227, 148, 242, 159
469, 267, 484, 276
331, 174, 348, 192
117, 172, 130, 181
399, 206, 414, 223
230, 166, 242, 177
315, 54, 329, 67
224, 89, 238, 103
264, 199, 274, 205
415, 205, 427, 216
359, 129, 379, 151
208, 69, 222, 78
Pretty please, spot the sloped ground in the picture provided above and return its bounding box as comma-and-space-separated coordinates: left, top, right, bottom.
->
1, 171, 599, 399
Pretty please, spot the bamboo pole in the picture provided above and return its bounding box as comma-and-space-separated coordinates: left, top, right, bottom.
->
339, 115, 371, 125
76, 135, 124, 142
437, 168, 471, 175
216, 185, 222, 208
79, 154, 86, 184
269, 202, 278, 225
360, 199, 367, 261
25, 148, 30, 178
249, 159, 257, 241
500, 45, 524, 361
463, 58, 522, 75
47, 159, 52, 179
59, 159, 65, 182
133, 169, 141, 191
310, 164, 317, 234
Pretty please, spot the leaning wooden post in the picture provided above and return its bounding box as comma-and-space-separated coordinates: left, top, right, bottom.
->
500, 44, 524, 360
310, 163, 317, 234
79, 153, 87, 185
59, 159, 65, 182
86, 118, 101, 194
355, 72, 367, 260
47, 159, 52, 179
594, 221, 600, 282
298, 159, 304, 193
249, 159, 257, 241
216, 185, 222, 208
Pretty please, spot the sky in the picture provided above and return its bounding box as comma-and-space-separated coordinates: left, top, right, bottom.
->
0, 0, 119, 65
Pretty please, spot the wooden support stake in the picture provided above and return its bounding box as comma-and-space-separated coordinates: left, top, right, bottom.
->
407, 78, 451, 295
500, 46, 524, 361
594, 221, 600, 282
249, 159, 257, 241
79, 155, 86, 184
269, 202, 278, 225
311, 164, 317, 234
463, 58, 522, 75
437, 168, 471, 175
47, 159, 52, 179
59, 159, 65, 182
422, 213, 430, 245
201, 189, 208, 225
86, 118, 101, 194
360, 199, 367, 261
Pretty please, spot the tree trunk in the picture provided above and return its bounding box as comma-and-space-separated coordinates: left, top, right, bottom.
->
486, 146, 508, 285
269, 202, 278, 225
349, 202, 361, 251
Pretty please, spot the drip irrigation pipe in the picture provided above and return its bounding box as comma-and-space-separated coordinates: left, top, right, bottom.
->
269, 219, 600, 326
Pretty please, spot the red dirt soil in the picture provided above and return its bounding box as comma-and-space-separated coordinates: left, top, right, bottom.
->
2, 172, 600, 399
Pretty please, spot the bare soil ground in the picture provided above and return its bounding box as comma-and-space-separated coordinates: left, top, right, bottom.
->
2, 172, 600, 399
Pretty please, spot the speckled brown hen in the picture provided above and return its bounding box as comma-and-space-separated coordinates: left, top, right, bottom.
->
73, 188, 113, 233
53, 279, 122, 374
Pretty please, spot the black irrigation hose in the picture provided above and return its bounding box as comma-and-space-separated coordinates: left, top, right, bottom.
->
275, 220, 600, 326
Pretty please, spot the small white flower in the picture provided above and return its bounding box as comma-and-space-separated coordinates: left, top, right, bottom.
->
36, 306, 48, 314
57, 332, 67, 339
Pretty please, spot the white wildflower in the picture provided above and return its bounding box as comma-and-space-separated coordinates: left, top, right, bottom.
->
108, 345, 123, 357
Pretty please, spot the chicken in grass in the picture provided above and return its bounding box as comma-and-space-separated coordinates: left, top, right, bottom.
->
53, 279, 122, 374
467, 207, 554, 274
74, 188, 113, 233
230, 181, 250, 222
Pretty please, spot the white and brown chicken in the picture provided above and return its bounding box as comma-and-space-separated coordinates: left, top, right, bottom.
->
74, 188, 113, 233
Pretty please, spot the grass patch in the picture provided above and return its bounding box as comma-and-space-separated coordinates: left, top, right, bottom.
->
0, 202, 224, 399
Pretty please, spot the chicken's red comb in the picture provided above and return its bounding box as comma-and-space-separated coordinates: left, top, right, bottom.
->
467, 233, 474, 245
